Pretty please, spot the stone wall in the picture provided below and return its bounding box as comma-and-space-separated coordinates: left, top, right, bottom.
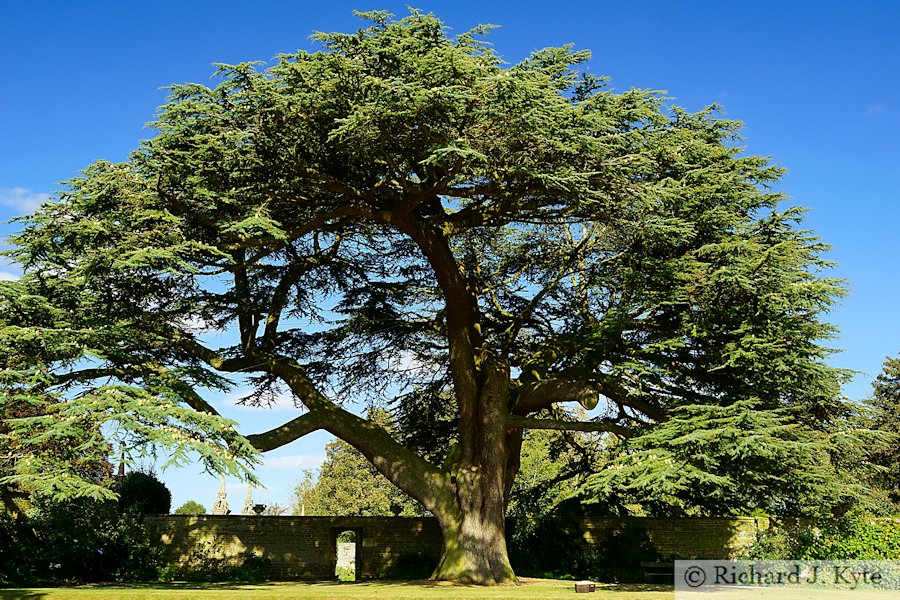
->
150, 515, 777, 580
571, 516, 766, 559
151, 515, 442, 580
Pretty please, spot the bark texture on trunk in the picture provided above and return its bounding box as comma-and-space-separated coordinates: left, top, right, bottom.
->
429, 354, 517, 585
430, 478, 516, 584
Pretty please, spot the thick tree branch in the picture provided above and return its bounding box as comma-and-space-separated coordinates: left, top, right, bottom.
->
512, 379, 601, 414
245, 410, 329, 451
233, 352, 456, 519
177, 337, 268, 373
505, 416, 631, 437
436, 191, 526, 235
595, 376, 665, 422
392, 214, 482, 465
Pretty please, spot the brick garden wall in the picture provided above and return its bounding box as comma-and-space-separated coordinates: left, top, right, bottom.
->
149, 515, 776, 580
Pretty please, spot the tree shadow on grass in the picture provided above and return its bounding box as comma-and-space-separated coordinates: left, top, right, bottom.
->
0, 592, 47, 600
64, 582, 283, 592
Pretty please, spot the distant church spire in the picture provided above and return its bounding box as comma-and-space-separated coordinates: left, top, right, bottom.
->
116, 442, 126, 478
210, 476, 230, 515
241, 483, 255, 515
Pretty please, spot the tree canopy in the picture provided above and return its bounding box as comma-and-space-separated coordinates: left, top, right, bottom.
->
173, 500, 207, 515
0, 10, 861, 583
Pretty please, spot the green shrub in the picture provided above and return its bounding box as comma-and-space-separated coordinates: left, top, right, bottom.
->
335, 566, 355, 581
742, 522, 797, 560
0, 513, 39, 586
509, 515, 661, 582
116, 471, 171, 515
0, 496, 165, 586
156, 563, 178, 583
795, 516, 900, 559
745, 515, 900, 560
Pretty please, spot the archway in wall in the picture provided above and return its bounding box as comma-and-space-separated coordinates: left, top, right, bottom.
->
334, 528, 361, 581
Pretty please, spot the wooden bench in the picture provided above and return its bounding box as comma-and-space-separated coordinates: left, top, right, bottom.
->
641, 561, 674, 584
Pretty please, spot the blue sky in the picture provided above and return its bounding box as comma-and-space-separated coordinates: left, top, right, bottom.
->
2, 1, 899, 510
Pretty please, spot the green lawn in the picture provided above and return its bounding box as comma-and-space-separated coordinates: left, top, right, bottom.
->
0, 579, 674, 600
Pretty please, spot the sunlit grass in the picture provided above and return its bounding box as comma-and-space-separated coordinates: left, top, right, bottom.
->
0, 578, 674, 599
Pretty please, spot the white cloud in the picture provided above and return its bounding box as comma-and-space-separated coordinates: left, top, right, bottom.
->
0, 187, 52, 214
263, 454, 325, 470
864, 104, 885, 117
0, 271, 19, 281
174, 315, 216, 333
391, 350, 442, 376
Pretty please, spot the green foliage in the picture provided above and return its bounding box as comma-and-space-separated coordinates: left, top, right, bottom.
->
0, 392, 114, 508
0, 513, 38, 586
510, 518, 661, 583
585, 524, 663, 583
292, 438, 424, 516
746, 515, 900, 560
507, 424, 603, 521
116, 470, 171, 514
336, 530, 356, 543
584, 400, 879, 517
156, 563, 178, 583
0, 495, 165, 586
742, 523, 799, 561
173, 500, 206, 515
0, 275, 260, 503
794, 516, 900, 560
335, 566, 355, 582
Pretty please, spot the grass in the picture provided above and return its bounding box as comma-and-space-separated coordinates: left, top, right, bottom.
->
0, 579, 674, 600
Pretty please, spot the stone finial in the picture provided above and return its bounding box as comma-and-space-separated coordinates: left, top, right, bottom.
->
241, 483, 255, 516
210, 475, 230, 515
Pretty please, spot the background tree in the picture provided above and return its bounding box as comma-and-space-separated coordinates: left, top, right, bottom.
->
0, 10, 859, 584
290, 470, 322, 517
868, 356, 900, 508
260, 503, 288, 516
506, 414, 605, 522
290, 411, 424, 516
292, 438, 425, 517
0, 495, 165, 585
173, 500, 206, 515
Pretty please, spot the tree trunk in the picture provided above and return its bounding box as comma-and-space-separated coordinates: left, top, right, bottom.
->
430, 473, 516, 584
429, 353, 517, 585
